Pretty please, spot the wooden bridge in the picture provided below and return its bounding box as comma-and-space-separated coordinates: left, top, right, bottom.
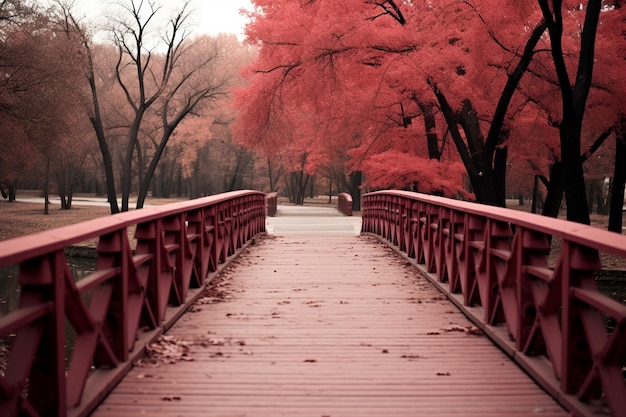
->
0, 190, 624, 416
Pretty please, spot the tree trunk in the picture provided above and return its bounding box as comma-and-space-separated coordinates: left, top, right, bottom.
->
608, 132, 626, 233
532, 175, 545, 213
417, 101, 441, 160
349, 171, 362, 211
493, 145, 508, 207
587, 179, 598, 214
122, 113, 144, 212
561, 119, 590, 224
328, 178, 332, 204
287, 170, 310, 205
67, 180, 74, 209
309, 175, 315, 198
136, 134, 164, 209
83, 40, 120, 214
8, 184, 16, 202
228, 153, 243, 191
539, 0, 602, 225
44, 157, 50, 215
267, 156, 278, 192
189, 159, 200, 199
91, 117, 119, 213
429, 82, 499, 206
542, 161, 565, 218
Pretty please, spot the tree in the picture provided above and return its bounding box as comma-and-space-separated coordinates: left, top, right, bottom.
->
237, 0, 623, 224
235, 1, 553, 206
61, 0, 230, 213
371, 1, 550, 206
0, 1, 91, 212
0, 1, 44, 199
511, 0, 623, 224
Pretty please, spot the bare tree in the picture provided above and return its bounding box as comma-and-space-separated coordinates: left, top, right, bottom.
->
59, 0, 229, 212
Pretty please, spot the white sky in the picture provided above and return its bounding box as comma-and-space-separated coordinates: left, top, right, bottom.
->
70, 0, 254, 40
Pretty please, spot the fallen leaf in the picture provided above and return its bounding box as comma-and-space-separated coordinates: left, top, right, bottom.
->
136, 335, 196, 367
445, 325, 466, 332
401, 354, 423, 359
465, 326, 483, 336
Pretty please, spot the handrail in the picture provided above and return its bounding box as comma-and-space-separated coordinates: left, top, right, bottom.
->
0, 190, 267, 417
361, 190, 626, 417
337, 192, 353, 216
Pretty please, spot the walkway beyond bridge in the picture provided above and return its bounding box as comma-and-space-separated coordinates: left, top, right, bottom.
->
265, 204, 362, 236
91, 204, 566, 416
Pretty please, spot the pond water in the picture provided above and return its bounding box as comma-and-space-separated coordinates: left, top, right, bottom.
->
0, 255, 96, 317
0, 254, 97, 368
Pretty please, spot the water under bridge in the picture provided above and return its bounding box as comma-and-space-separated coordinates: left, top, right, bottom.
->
0, 190, 624, 417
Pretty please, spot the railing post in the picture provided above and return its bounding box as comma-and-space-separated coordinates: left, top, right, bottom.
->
266, 192, 278, 217
9, 253, 67, 417
560, 242, 601, 396
205, 205, 218, 272
337, 193, 353, 216
187, 208, 207, 287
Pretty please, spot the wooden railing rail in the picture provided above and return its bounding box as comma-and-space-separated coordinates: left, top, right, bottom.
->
337, 192, 353, 216
0, 190, 267, 417
361, 190, 626, 417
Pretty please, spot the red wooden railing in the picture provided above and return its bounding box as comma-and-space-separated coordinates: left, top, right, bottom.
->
362, 190, 626, 417
0, 191, 267, 417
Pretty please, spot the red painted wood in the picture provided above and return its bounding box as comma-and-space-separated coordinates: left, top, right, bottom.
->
362, 190, 626, 417
0, 191, 267, 417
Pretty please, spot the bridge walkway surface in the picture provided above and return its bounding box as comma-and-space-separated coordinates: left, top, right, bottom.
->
90, 205, 567, 416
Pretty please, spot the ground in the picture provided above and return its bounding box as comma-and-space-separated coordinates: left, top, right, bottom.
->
0, 196, 183, 241
0, 201, 111, 241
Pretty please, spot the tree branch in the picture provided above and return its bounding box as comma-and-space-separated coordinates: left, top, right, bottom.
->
581, 126, 615, 163
366, 0, 406, 25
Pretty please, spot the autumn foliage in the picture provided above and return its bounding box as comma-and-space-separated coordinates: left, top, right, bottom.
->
234, 0, 625, 224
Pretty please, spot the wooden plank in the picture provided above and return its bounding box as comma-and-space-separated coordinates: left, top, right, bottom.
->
91, 235, 566, 417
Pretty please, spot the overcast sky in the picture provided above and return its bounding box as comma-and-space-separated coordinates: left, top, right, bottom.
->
70, 0, 254, 40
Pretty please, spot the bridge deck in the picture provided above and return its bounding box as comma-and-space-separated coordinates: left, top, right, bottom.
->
91, 206, 566, 416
